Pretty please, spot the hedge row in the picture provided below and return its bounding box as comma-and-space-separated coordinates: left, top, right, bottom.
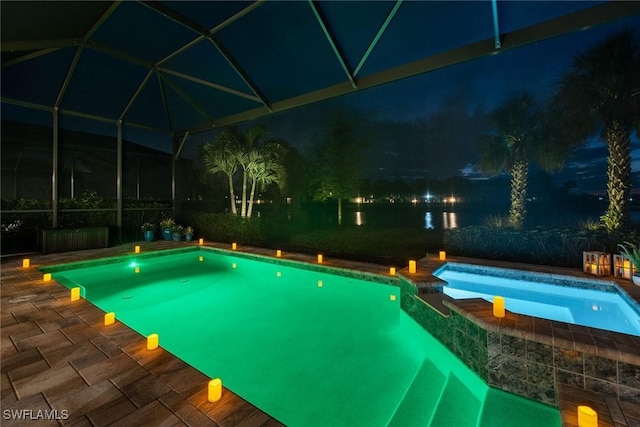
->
443, 226, 639, 268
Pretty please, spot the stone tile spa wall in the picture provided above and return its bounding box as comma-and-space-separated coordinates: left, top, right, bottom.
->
399, 278, 640, 406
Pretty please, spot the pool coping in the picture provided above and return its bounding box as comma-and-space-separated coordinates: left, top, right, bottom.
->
3, 242, 639, 426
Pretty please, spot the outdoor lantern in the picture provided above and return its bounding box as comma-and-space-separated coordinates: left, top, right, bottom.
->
199, 238, 204, 245
232, 242, 237, 250
134, 245, 140, 254
577, 405, 597, 427
104, 312, 115, 326
439, 251, 447, 261
22, 258, 30, 268
43, 273, 52, 282
276, 250, 282, 257
147, 334, 159, 350
493, 296, 505, 318
71, 287, 81, 301
583, 251, 611, 276
317, 254, 323, 264
613, 254, 636, 280
390, 267, 396, 276
409, 260, 417, 273
208, 378, 222, 402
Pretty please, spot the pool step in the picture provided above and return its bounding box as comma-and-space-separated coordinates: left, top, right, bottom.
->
387, 359, 446, 426
429, 373, 482, 427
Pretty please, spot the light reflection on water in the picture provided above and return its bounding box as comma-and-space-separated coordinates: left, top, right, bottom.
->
350, 210, 460, 229
337, 207, 640, 229
426, 211, 458, 229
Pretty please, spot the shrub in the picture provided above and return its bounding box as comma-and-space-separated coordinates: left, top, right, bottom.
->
483, 214, 510, 228
181, 212, 269, 246
444, 226, 639, 268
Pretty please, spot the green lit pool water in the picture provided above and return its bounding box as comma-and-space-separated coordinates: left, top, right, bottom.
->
51, 249, 559, 426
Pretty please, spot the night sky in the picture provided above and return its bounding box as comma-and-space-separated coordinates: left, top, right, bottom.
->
189, 13, 640, 195
3, 2, 637, 197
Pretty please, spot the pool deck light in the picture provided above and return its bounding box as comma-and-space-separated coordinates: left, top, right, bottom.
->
583, 251, 611, 276
199, 238, 204, 245
43, 273, 52, 282
70, 287, 81, 301
147, 334, 159, 350
22, 258, 30, 268
104, 312, 115, 326
577, 405, 597, 427
614, 254, 636, 279
493, 296, 505, 318
208, 378, 222, 402
276, 249, 282, 257
439, 251, 447, 261
389, 267, 396, 276
317, 254, 323, 264
408, 260, 416, 273
232, 242, 237, 250
134, 245, 140, 254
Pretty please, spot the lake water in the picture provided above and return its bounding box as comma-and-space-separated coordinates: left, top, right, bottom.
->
307, 204, 640, 230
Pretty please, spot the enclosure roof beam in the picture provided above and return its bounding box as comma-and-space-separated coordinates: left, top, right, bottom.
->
157, 71, 174, 135
354, 0, 403, 77
1, 38, 77, 52
2, 97, 169, 134
308, 0, 357, 89
85, 1, 122, 39
120, 69, 155, 122
491, 0, 502, 49
157, 67, 260, 102
182, 1, 640, 135
141, 0, 271, 111
2, 48, 63, 68
175, 131, 189, 160
55, 46, 84, 108
160, 73, 215, 127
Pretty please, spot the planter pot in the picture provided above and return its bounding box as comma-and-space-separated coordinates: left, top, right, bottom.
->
633, 274, 640, 286
172, 233, 182, 242
162, 229, 172, 241
143, 230, 155, 242
185, 234, 193, 242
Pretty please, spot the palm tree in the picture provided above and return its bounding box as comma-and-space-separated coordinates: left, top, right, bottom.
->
552, 29, 640, 231
202, 124, 287, 218
476, 94, 544, 228
245, 141, 287, 218
200, 139, 239, 215
221, 124, 273, 217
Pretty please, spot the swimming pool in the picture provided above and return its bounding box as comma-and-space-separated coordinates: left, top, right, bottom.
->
47, 248, 559, 426
435, 264, 640, 337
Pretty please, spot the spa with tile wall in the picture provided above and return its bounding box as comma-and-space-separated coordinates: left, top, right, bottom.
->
399, 278, 640, 406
